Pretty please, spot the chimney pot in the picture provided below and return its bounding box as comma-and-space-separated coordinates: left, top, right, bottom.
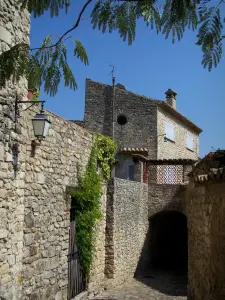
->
165, 88, 177, 109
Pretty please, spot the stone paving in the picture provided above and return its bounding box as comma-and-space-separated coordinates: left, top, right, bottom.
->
92, 270, 187, 300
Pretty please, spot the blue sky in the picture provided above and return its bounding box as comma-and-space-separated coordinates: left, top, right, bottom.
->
30, 1, 225, 158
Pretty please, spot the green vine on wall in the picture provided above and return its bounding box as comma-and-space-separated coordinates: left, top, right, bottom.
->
95, 133, 117, 180
69, 133, 117, 277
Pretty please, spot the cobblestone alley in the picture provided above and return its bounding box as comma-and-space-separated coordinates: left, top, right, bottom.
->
92, 270, 187, 300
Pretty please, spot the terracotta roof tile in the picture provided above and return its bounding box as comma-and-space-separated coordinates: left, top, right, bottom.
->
120, 147, 148, 153
194, 167, 225, 183
131, 155, 197, 165
159, 102, 202, 134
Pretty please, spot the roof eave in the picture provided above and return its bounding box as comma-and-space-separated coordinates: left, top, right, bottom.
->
159, 102, 203, 134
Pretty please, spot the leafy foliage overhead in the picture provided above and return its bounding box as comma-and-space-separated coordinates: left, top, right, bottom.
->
197, 2, 224, 71
0, 0, 224, 95
20, 0, 71, 17
0, 35, 88, 96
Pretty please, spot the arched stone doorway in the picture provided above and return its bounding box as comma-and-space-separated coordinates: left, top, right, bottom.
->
135, 210, 187, 296
149, 211, 187, 272
135, 210, 188, 277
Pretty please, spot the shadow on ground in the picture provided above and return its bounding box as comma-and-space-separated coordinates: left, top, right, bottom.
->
135, 267, 187, 297
134, 211, 188, 297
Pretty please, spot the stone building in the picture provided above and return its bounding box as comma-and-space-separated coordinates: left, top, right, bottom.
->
82, 79, 225, 300
81, 78, 203, 287
84, 79, 202, 184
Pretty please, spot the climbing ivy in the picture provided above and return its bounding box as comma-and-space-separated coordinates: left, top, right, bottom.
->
95, 133, 117, 181
69, 133, 116, 277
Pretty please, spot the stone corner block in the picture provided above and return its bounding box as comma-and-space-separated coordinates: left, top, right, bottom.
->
0, 26, 12, 45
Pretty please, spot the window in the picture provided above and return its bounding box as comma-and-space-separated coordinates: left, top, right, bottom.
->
164, 120, 175, 141
117, 114, 127, 125
124, 160, 134, 180
186, 134, 194, 151
128, 165, 134, 181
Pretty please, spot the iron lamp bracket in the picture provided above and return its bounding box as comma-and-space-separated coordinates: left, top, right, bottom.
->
15, 95, 46, 124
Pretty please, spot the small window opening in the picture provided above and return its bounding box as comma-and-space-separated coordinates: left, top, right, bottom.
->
117, 114, 127, 125
128, 165, 134, 181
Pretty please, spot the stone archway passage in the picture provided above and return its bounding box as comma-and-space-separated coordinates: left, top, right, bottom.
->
149, 211, 188, 271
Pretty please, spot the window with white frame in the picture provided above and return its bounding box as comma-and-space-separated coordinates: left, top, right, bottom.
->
186, 134, 194, 151
164, 120, 175, 141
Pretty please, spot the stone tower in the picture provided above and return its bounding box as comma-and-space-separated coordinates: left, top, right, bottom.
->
84, 78, 158, 157
84, 78, 160, 181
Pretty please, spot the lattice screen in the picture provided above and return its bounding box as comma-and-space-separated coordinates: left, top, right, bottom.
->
148, 165, 184, 184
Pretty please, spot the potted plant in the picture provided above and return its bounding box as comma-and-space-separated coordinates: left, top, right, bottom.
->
207, 149, 225, 167
27, 88, 40, 102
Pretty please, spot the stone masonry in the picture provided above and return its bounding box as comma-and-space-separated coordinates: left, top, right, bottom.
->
0, 1, 30, 299
148, 184, 186, 218
84, 79, 158, 159
186, 175, 225, 300
21, 106, 94, 300
84, 79, 202, 162
157, 106, 199, 160
105, 178, 148, 287
83, 78, 203, 297
0, 97, 107, 299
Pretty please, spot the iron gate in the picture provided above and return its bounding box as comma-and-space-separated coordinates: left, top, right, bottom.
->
67, 200, 86, 299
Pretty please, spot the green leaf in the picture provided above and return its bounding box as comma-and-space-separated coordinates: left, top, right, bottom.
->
69, 133, 116, 275
74, 40, 89, 65
19, 0, 70, 17
91, 0, 137, 45
196, 6, 223, 71
0, 43, 29, 88
161, 0, 198, 43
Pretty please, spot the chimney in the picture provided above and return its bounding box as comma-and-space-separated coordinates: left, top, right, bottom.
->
165, 88, 177, 109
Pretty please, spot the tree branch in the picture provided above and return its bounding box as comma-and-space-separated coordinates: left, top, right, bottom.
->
30, 0, 93, 51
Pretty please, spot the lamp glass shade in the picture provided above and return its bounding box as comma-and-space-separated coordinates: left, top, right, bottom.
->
32, 112, 51, 140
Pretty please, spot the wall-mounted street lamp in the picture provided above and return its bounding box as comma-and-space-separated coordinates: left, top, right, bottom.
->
15, 96, 51, 142
31, 104, 51, 142
12, 95, 52, 177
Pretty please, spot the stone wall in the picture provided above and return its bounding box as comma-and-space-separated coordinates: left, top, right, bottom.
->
148, 183, 186, 218
21, 106, 92, 300
0, 96, 107, 299
157, 106, 199, 160
88, 186, 107, 297
84, 79, 158, 159
105, 178, 148, 286
186, 181, 225, 300
84, 79, 113, 138
20, 106, 107, 300
0, 1, 30, 299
